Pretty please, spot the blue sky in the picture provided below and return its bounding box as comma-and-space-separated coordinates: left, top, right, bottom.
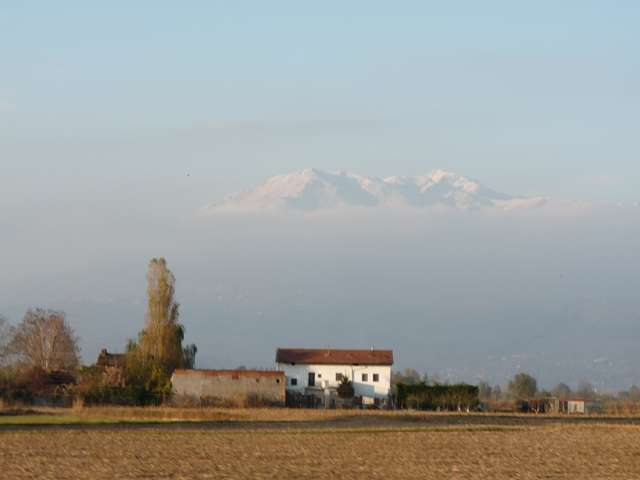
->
2, 1, 639, 209
2, 2, 640, 385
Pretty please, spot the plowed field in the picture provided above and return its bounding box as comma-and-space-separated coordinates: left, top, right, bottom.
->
1, 410, 639, 479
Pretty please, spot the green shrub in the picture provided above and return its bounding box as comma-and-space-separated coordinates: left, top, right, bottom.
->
396, 383, 479, 411
81, 385, 155, 406
337, 376, 355, 399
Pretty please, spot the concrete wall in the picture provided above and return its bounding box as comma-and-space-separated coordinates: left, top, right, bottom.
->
276, 363, 391, 401
172, 370, 286, 405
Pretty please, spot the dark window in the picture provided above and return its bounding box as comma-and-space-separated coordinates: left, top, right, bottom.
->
362, 373, 368, 382
373, 374, 379, 382
276, 379, 280, 383
317, 374, 322, 379
336, 373, 343, 381
308, 372, 315, 387
291, 378, 297, 386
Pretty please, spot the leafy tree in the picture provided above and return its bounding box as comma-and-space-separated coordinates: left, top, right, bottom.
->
10, 309, 80, 372
508, 373, 537, 399
337, 375, 354, 398
551, 382, 571, 398
135, 258, 197, 371
478, 380, 492, 400
537, 389, 551, 398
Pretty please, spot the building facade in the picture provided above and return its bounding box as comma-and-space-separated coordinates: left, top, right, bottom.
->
171, 370, 286, 406
275, 347, 393, 406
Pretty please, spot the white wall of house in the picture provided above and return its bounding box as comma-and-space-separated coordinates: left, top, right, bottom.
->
276, 362, 391, 401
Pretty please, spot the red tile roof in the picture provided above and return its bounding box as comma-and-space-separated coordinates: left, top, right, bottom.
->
276, 348, 393, 366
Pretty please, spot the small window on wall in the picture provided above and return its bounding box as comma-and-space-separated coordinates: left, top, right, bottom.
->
291, 378, 297, 386
373, 374, 379, 382
335, 373, 343, 381
362, 373, 368, 382
317, 374, 322, 379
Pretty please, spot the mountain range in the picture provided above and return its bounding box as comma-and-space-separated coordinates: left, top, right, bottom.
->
200, 168, 564, 213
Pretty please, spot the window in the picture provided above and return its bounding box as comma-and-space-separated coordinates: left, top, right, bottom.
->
335, 373, 343, 381
291, 378, 297, 386
373, 374, 379, 382
317, 374, 322, 379
362, 373, 368, 382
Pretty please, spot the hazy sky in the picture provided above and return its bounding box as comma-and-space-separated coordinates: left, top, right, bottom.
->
2, 1, 639, 209
2, 2, 640, 387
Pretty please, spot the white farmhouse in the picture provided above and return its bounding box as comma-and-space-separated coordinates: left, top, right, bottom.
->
276, 347, 393, 406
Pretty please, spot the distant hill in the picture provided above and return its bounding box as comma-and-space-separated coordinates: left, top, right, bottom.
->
200, 168, 565, 213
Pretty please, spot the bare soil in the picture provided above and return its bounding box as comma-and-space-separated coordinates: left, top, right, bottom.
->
1, 409, 640, 479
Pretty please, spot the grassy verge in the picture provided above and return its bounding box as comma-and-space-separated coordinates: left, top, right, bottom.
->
0, 415, 120, 425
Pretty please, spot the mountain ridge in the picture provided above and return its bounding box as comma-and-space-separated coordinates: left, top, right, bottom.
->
200, 168, 562, 214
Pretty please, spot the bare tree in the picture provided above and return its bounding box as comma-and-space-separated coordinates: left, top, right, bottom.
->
491, 385, 502, 401
10, 309, 80, 371
478, 379, 492, 400
0, 314, 11, 366
551, 382, 571, 398
577, 380, 594, 398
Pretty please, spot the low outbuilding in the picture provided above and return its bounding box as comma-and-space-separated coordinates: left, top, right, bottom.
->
171, 370, 286, 406
559, 398, 602, 414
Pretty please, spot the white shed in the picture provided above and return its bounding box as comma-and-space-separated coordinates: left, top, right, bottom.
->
560, 398, 602, 414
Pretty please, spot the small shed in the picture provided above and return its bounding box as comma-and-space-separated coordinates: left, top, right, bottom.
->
559, 398, 602, 414
171, 370, 286, 406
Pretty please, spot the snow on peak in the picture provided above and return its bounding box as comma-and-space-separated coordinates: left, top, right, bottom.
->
199, 168, 524, 214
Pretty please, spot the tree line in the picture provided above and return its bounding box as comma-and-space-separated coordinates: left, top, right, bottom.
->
392, 369, 640, 408
0, 258, 197, 405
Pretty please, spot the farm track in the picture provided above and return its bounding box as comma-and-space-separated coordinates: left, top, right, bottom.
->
2, 412, 640, 478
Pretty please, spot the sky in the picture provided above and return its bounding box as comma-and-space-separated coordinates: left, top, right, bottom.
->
1, 2, 640, 389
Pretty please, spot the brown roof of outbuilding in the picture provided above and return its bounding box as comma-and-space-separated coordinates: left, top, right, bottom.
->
173, 370, 285, 378
276, 348, 393, 366
96, 349, 125, 367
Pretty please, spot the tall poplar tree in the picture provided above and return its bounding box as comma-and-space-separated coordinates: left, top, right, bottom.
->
137, 258, 196, 370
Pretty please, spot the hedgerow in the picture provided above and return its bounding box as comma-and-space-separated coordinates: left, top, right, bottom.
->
396, 383, 479, 411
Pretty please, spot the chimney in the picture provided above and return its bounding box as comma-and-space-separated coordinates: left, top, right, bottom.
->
101, 349, 107, 355
371, 346, 374, 351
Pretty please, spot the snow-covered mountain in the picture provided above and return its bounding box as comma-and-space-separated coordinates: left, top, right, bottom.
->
200, 168, 554, 213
